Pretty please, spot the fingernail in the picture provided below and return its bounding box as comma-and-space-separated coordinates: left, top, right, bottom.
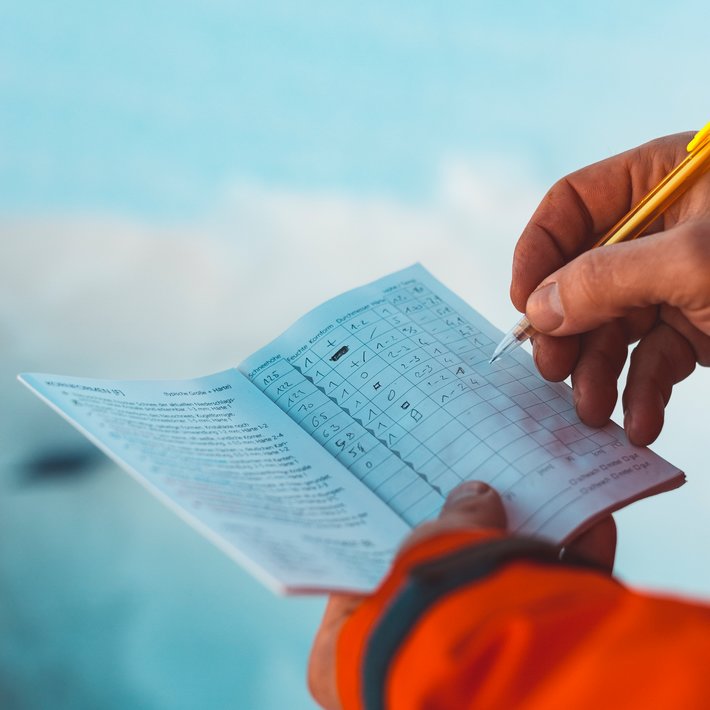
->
623, 409, 633, 437
446, 481, 490, 507
532, 340, 540, 369
527, 282, 564, 332
572, 383, 582, 407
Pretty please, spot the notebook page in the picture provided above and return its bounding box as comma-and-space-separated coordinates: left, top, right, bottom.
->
19, 370, 409, 593
241, 264, 683, 543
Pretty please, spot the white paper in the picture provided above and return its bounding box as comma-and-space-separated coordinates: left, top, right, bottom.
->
18, 370, 409, 593
20, 264, 684, 595
241, 264, 684, 543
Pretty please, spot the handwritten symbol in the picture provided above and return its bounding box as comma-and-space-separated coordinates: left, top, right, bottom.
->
330, 346, 349, 362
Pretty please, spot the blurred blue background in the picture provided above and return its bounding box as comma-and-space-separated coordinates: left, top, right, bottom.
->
1, 2, 709, 708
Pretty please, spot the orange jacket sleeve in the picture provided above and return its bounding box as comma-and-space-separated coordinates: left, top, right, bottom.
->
335, 530, 710, 710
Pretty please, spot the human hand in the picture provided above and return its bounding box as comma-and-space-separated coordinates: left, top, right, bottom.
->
512, 133, 710, 445
307, 482, 615, 709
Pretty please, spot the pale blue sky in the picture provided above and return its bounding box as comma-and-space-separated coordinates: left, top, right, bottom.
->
1, 1, 707, 216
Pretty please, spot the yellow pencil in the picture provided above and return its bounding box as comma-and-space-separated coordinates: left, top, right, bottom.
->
490, 121, 710, 364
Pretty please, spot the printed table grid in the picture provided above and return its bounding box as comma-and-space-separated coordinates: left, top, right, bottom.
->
253, 278, 622, 528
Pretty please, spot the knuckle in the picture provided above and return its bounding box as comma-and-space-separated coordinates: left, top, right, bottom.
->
542, 177, 566, 205
673, 222, 710, 306
677, 221, 710, 267
568, 250, 607, 309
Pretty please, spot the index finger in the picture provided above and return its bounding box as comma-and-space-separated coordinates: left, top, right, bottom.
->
511, 134, 690, 311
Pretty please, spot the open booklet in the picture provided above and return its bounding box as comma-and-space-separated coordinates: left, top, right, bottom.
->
20, 265, 683, 594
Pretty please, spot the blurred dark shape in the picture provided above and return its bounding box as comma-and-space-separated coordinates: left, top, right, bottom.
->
21, 447, 101, 483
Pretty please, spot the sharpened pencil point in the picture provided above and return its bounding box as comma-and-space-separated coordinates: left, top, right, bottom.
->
489, 326, 526, 364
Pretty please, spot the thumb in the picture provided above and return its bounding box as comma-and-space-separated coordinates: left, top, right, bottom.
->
399, 482, 506, 554
440, 481, 507, 528
525, 223, 710, 336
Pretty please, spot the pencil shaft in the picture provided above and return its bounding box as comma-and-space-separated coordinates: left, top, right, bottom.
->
595, 138, 710, 247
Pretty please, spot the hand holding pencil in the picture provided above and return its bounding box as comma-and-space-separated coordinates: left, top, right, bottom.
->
505, 128, 710, 447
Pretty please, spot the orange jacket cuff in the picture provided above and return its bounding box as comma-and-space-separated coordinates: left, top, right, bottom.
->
335, 527, 504, 710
